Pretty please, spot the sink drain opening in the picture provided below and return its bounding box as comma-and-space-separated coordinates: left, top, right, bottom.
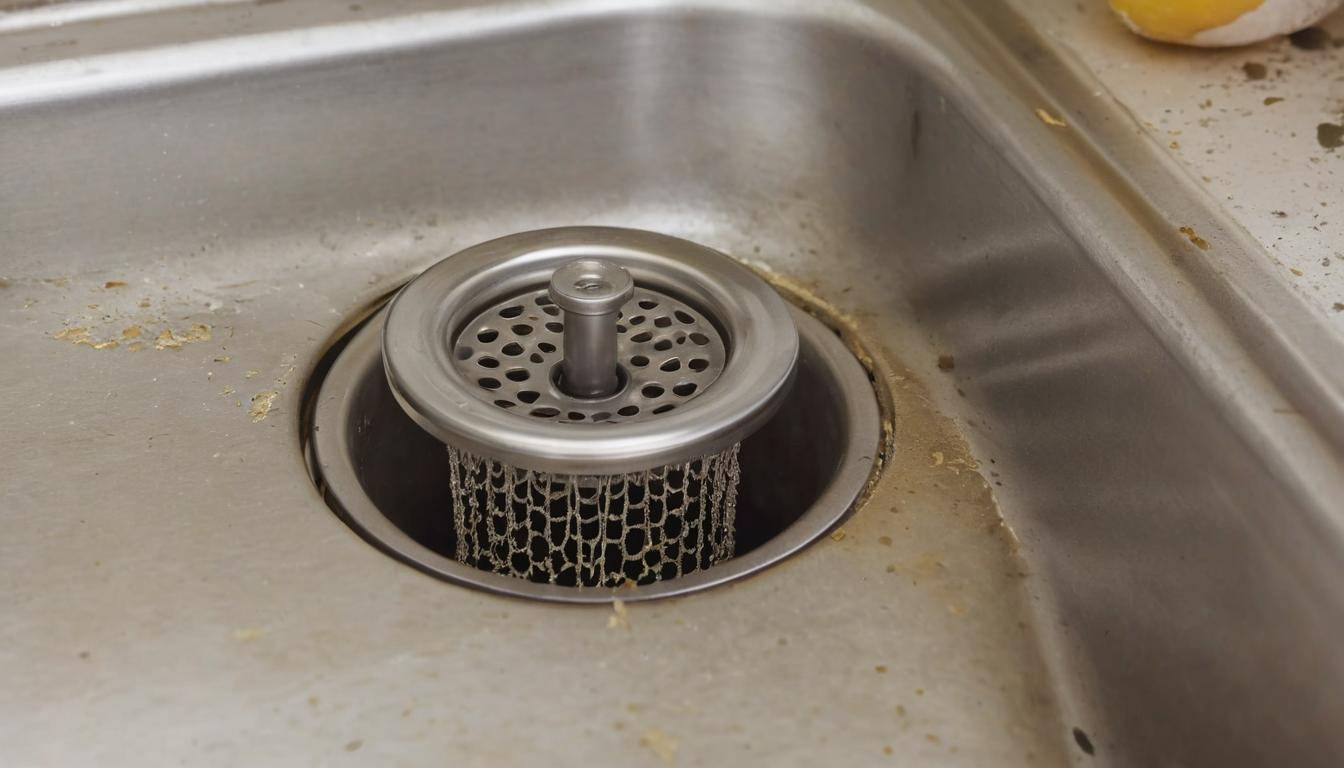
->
307, 227, 881, 602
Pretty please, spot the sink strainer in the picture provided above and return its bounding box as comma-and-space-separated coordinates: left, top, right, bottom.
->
382, 227, 799, 588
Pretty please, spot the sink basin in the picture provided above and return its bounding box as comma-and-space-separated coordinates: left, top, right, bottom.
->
3, 1, 1342, 764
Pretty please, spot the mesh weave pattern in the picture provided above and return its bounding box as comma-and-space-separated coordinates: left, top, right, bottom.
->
447, 445, 740, 587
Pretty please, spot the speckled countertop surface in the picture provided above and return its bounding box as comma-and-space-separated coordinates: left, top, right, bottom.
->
1011, 0, 1344, 333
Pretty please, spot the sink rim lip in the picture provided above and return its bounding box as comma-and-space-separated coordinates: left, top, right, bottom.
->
309, 299, 882, 604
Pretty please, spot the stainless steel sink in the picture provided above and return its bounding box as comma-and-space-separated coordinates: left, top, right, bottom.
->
3, 1, 1342, 765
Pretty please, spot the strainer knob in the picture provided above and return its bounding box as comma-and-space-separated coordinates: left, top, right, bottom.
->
548, 259, 634, 398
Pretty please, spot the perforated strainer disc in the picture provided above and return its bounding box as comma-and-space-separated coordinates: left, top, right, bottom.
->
382, 226, 798, 475
452, 286, 727, 423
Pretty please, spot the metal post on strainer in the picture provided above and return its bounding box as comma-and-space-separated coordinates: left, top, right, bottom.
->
548, 259, 634, 399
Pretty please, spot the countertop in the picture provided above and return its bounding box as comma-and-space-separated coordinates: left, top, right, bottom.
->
1012, 0, 1344, 333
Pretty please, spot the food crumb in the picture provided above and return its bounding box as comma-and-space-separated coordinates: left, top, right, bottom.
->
875, 665, 888, 674
879, 535, 893, 546
1263, 97, 1284, 106
883, 745, 894, 755
829, 528, 847, 542
344, 739, 363, 752
1073, 727, 1095, 755
248, 391, 279, 423
1034, 108, 1067, 127
1318, 123, 1344, 150
1179, 226, 1210, 250
936, 354, 954, 371
103, 280, 127, 289
1242, 61, 1267, 80
245, 369, 260, 379
639, 728, 678, 765
232, 627, 265, 642
607, 598, 631, 630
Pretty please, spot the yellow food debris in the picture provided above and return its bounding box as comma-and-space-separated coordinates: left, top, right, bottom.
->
155, 323, 212, 350
830, 528, 847, 542
103, 280, 127, 289
607, 598, 631, 630
122, 325, 142, 339
245, 369, 260, 379
249, 391, 279, 423
1179, 226, 1211, 251
53, 327, 91, 345
155, 329, 181, 350
232, 627, 265, 642
1035, 108, 1067, 128
639, 728, 678, 765
213, 355, 231, 363
930, 451, 944, 467
127, 342, 146, 352
221, 386, 235, 396
91, 340, 119, 350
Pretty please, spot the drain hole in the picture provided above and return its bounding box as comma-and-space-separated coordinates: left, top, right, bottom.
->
689, 332, 709, 346
653, 339, 672, 351
617, 324, 627, 334
310, 296, 882, 601
545, 322, 564, 333
501, 343, 524, 357
542, 305, 560, 317
477, 329, 499, 343
629, 315, 646, 326
674, 310, 695, 324
506, 369, 530, 382
538, 342, 557, 353
529, 352, 545, 363
638, 300, 658, 310
511, 324, 534, 336
535, 295, 554, 306
631, 331, 653, 343
456, 346, 473, 360
499, 305, 524, 319
654, 316, 672, 328
478, 356, 500, 369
